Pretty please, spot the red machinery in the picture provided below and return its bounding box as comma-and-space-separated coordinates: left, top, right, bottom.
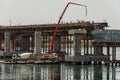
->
50, 2, 87, 54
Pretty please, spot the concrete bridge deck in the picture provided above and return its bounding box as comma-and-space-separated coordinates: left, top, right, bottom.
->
0, 22, 107, 32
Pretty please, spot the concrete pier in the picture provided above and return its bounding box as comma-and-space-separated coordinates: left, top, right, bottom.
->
22, 35, 30, 51
73, 34, 81, 56
4, 32, 11, 51
94, 46, 103, 55
112, 46, 116, 61
34, 31, 42, 54
54, 36, 61, 53
0, 35, 2, 50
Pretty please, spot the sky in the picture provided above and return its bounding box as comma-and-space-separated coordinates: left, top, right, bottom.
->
0, 0, 120, 29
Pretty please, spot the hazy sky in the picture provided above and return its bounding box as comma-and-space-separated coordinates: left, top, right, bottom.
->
0, 0, 120, 29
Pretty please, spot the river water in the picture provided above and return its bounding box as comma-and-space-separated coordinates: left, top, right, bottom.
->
0, 47, 120, 80
0, 63, 120, 80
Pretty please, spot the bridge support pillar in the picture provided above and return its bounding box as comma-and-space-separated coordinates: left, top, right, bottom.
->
34, 31, 42, 54
107, 46, 110, 60
4, 32, 11, 51
112, 46, 116, 61
54, 35, 61, 53
73, 34, 81, 56
94, 46, 103, 55
0, 35, 2, 50
61, 36, 66, 53
22, 35, 30, 51
30, 36, 34, 52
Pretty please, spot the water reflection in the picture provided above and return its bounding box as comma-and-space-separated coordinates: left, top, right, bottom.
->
0, 63, 120, 80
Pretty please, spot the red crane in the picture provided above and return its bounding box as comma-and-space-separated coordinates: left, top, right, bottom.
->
50, 2, 87, 54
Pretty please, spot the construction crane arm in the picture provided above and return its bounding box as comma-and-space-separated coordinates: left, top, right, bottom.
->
50, 2, 87, 54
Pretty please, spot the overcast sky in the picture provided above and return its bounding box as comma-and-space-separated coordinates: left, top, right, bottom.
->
0, 0, 120, 29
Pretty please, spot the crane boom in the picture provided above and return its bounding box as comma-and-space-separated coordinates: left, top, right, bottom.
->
50, 2, 87, 54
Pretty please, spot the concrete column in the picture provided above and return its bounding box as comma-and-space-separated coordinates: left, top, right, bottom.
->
30, 35, 34, 52
94, 46, 103, 55
11, 35, 14, 51
21, 35, 28, 51
4, 32, 11, 51
45, 35, 48, 51
29, 36, 32, 51
94, 46, 97, 55
0, 36, 2, 50
54, 36, 61, 53
90, 40, 93, 54
48, 35, 51, 51
22, 35, 29, 51
112, 46, 116, 61
69, 35, 72, 55
13, 36, 16, 51
42, 36, 45, 53
107, 46, 110, 55
73, 34, 81, 56
34, 31, 42, 54
61, 36, 66, 53
84, 39, 86, 55
86, 39, 89, 55
107, 46, 110, 61
66, 35, 69, 54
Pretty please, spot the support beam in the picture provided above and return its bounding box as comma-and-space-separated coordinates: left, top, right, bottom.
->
4, 32, 11, 51
34, 31, 42, 54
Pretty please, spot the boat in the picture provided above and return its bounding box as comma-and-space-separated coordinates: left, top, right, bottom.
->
4, 52, 60, 64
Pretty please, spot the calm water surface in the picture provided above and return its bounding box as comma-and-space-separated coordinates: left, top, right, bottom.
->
0, 63, 120, 80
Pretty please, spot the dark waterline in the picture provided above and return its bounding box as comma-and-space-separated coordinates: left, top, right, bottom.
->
0, 63, 120, 80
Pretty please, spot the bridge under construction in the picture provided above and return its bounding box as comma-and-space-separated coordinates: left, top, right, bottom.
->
0, 21, 120, 65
